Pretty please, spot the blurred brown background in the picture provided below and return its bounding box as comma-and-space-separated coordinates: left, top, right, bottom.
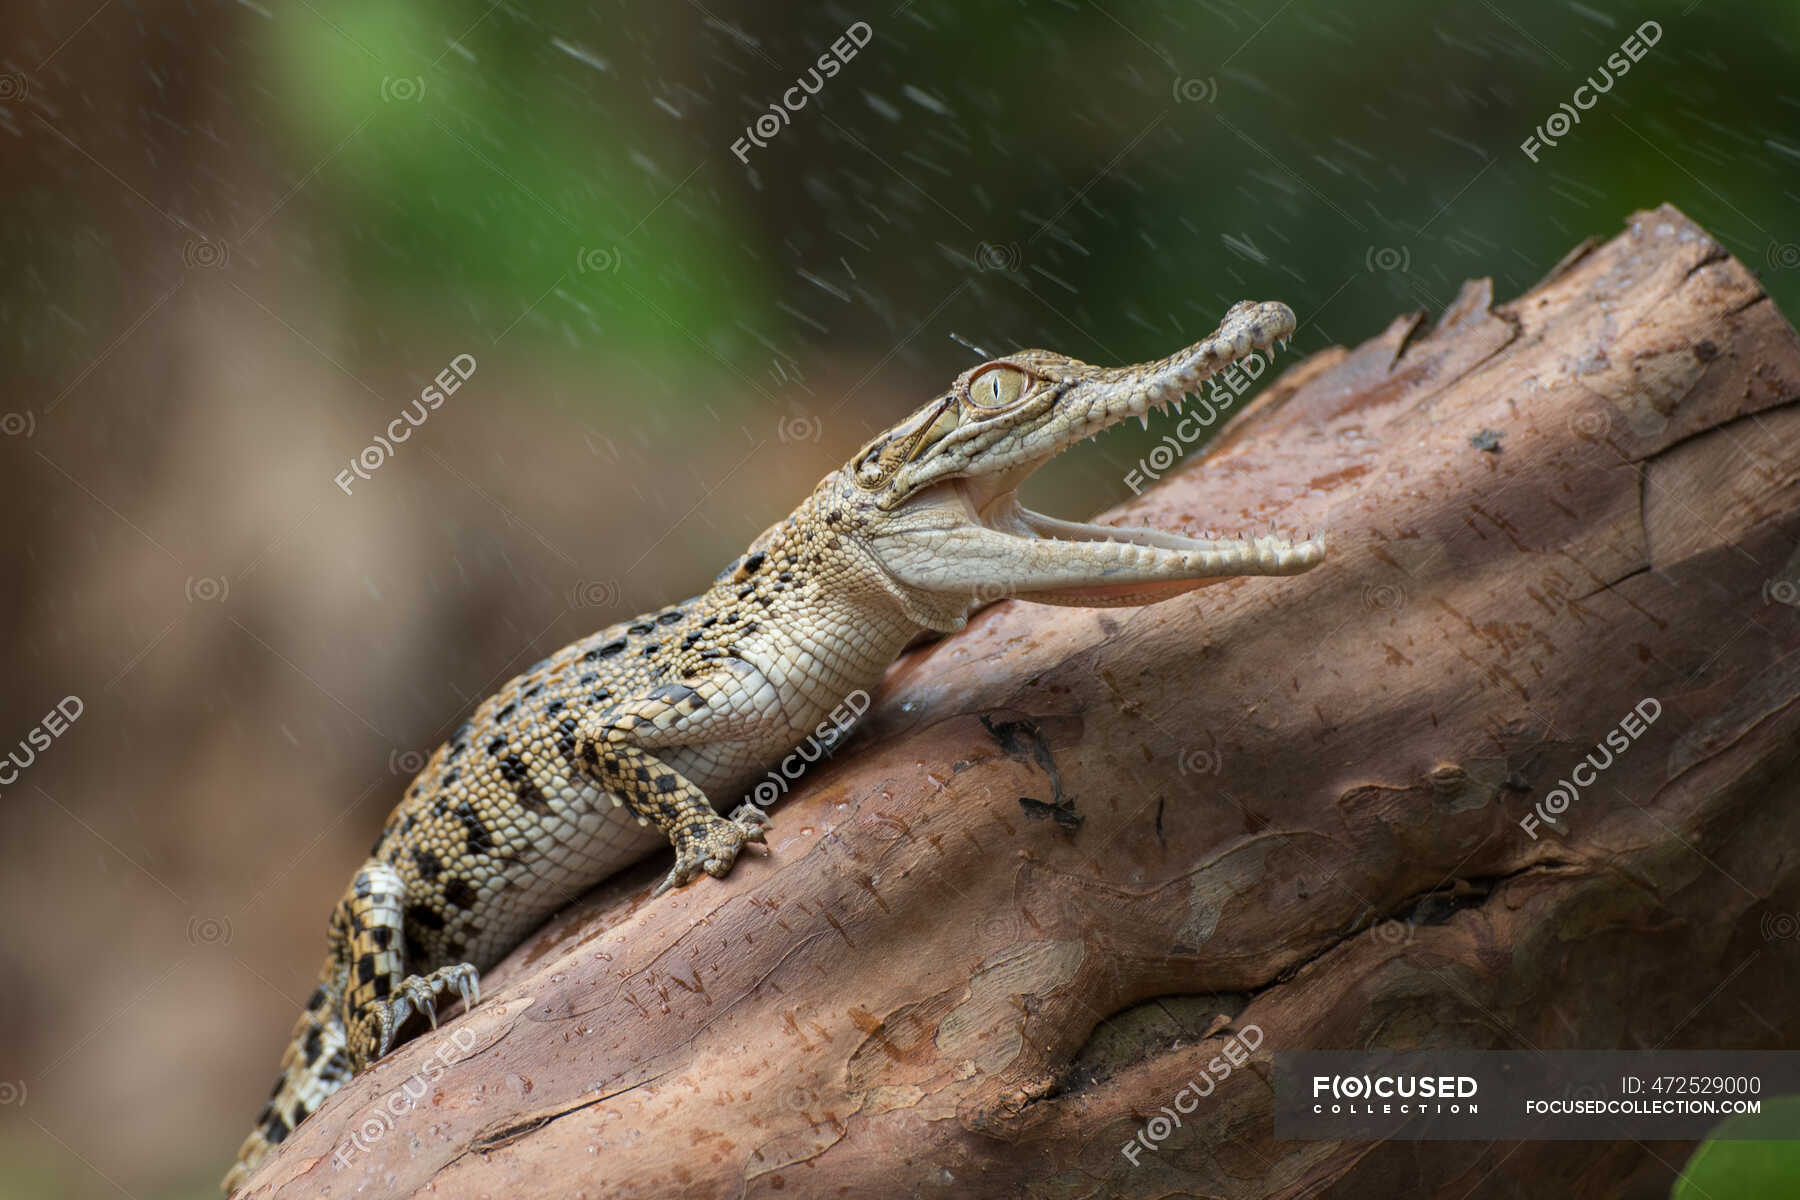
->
2, 0, 1795, 1194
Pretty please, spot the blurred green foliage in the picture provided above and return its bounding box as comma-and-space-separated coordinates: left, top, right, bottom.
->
263, 0, 1799, 381
234, 0, 1800, 518
1672, 1096, 1800, 1198
274, 4, 760, 357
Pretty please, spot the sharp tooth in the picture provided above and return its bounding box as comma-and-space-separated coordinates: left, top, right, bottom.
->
1138, 413, 1150, 430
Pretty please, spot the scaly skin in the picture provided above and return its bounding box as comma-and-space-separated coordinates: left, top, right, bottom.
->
223, 299, 1323, 1192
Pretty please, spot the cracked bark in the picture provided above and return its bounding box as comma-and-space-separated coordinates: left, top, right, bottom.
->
242, 205, 1800, 1200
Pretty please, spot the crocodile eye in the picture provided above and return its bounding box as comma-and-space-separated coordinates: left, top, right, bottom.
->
967, 365, 1028, 409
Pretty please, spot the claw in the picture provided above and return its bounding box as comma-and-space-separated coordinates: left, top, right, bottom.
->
374, 994, 411, 1059
653, 810, 772, 898
372, 963, 481, 1056
454, 968, 480, 1010
402, 977, 440, 1029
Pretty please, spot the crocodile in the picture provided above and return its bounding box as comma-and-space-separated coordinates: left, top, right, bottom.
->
223, 298, 1323, 1192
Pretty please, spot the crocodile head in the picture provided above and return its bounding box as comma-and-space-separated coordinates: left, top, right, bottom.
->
840, 299, 1325, 628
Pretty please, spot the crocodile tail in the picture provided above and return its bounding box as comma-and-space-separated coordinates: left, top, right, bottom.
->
222, 964, 349, 1193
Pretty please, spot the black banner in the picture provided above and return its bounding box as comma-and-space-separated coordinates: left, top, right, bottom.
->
1275, 1051, 1800, 1140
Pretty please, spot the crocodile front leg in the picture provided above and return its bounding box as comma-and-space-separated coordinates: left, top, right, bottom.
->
589, 740, 771, 895
574, 677, 777, 897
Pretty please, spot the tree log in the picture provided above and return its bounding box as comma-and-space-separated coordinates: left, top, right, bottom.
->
242, 204, 1800, 1199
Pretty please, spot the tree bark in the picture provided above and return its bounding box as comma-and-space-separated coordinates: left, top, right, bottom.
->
244, 204, 1800, 1200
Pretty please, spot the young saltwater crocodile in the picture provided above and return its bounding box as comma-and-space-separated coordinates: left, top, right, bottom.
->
224, 298, 1324, 1192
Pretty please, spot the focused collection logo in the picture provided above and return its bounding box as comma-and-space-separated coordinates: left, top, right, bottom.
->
1311, 1073, 1480, 1114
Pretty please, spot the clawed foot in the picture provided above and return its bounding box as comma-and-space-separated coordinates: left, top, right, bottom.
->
653, 807, 771, 897
372, 963, 480, 1057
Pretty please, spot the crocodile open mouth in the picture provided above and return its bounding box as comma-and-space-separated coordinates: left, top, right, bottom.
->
868, 299, 1324, 610
961, 477, 1325, 598
955, 297, 1321, 583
